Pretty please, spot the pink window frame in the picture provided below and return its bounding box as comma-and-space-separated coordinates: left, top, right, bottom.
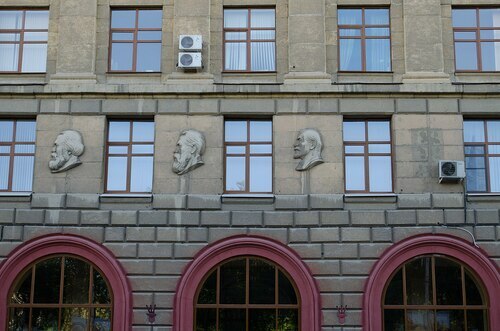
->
0, 234, 133, 330
363, 234, 500, 331
173, 235, 322, 331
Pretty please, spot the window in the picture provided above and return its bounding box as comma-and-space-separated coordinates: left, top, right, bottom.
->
338, 8, 391, 72
452, 8, 500, 71
463, 120, 500, 192
7, 255, 112, 330
383, 256, 488, 331
105, 120, 154, 193
195, 257, 299, 330
0, 9, 49, 73
343, 120, 392, 193
109, 8, 162, 72
223, 8, 276, 72
0, 120, 36, 192
224, 119, 272, 193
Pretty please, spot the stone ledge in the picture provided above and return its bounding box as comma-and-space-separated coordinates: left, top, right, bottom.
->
221, 194, 274, 205
344, 194, 397, 204
31, 193, 66, 209
66, 194, 99, 209
275, 195, 308, 210
152, 194, 187, 209
187, 195, 221, 210
467, 194, 500, 203
100, 194, 153, 204
310, 194, 344, 209
0, 192, 32, 203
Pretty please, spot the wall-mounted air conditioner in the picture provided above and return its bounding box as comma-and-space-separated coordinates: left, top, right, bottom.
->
439, 160, 465, 182
179, 35, 202, 51
178, 52, 202, 68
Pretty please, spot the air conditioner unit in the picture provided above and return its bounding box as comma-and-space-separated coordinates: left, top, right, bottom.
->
178, 52, 202, 69
179, 35, 202, 51
439, 160, 465, 182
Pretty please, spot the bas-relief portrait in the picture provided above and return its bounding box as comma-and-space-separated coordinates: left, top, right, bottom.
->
173, 129, 206, 175
49, 130, 85, 173
293, 128, 324, 171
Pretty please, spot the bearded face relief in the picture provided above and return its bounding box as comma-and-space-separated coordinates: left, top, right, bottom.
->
293, 128, 324, 171
172, 129, 206, 175
49, 130, 85, 173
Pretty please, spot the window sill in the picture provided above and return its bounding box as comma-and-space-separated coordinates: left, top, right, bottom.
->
466, 193, 500, 202
100, 193, 153, 203
0, 73, 46, 85
222, 194, 274, 204
336, 71, 395, 84
221, 72, 278, 84
0, 192, 32, 202
344, 193, 397, 203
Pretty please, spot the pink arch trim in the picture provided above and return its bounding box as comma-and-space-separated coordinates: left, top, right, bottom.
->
0, 234, 132, 330
173, 235, 322, 331
363, 234, 500, 331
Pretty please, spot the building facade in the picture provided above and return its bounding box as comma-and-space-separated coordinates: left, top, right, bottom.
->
0, 0, 499, 330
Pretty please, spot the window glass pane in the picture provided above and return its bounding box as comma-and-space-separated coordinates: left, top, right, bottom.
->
34, 258, 61, 303
452, 9, 477, 27
0, 11, 23, 29
278, 271, 297, 304
111, 43, 133, 70
467, 310, 487, 331
12, 156, 34, 191
345, 145, 364, 154
225, 121, 247, 142
132, 121, 154, 142
92, 269, 111, 304
10, 268, 31, 304
384, 269, 403, 305
466, 169, 487, 192
14, 145, 35, 154
338, 9, 362, 25
249, 309, 275, 331
108, 146, 128, 154
366, 39, 391, 71
8, 308, 29, 330
111, 10, 136, 28
250, 30, 275, 40
407, 310, 435, 331
106, 157, 127, 191
226, 157, 246, 191
278, 309, 298, 331
251, 9, 275, 28
226, 32, 246, 40
108, 122, 130, 142
455, 42, 478, 70
0, 33, 20, 41
406, 257, 433, 305
0, 44, 19, 71
132, 144, 154, 154
464, 146, 485, 154
25, 11, 49, 29
250, 157, 272, 192
489, 157, 500, 192
464, 121, 485, 142
465, 271, 484, 305
0, 146, 9, 153
344, 122, 366, 141
480, 42, 500, 71
435, 258, 463, 305
0, 121, 14, 141
251, 42, 275, 71
226, 146, 246, 154
479, 30, 500, 39
137, 31, 162, 40
61, 307, 89, 331
384, 310, 404, 331
466, 156, 485, 169
130, 156, 153, 192
15, 121, 36, 142
365, 9, 389, 25
198, 272, 217, 304
369, 144, 391, 153
112, 32, 133, 41
487, 121, 500, 142
339, 29, 361, 37
21, 44, 47, 72
63, 258, 90, 304
368, 121, 390, 141
250, 144, 272, 154
196, 308, 216, 330
346, 156, 365, 191
455, 31, 476, 40
137, 43, 161, 72
219, 309, 246, 330
32, 308, 59, 330
138, 10, 162, 29
249, 259, 275, 304
436, 310, 464, 331
24, 32, 48, 41
225, 42, 247, 70
479, 8, 500, 27
250, 121, 272, 141
220, 259, 246, 304
365, 28, 390, 36
224, 9, 248, 28
369, 156, 392, 192
489, 145, 500, 154
93, 308, 111, 330
0, 156, 9, 190
340, 39, 362, 71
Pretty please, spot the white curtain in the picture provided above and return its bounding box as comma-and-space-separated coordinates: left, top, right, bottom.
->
25, 11, 49, 29
224, 10, 247, 28
0, 44, 19, 71
489, 157, 500, 192
493, 10, 500, 70
0, 11, 22, 29
339, 13, 359, 71
225, 43, 246, 70
366, 11, 391, 71
22, 44, 47, 72
251, 42, 275, 71
12, 156, 34, 191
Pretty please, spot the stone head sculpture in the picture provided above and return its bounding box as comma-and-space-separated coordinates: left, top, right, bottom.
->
172, 129, 206, 175
49, 130, 85, 173
293, 128, 324, 171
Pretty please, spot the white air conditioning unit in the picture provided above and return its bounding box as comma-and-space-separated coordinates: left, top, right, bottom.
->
179, 35, 202, 51
439, 160, 465, 182
178, 52, 202, 68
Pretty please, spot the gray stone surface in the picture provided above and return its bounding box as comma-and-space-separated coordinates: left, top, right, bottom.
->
138, 211, 168, 225
187, 195, 221, 210
231, 211, 263, 226
66, 194, 100, 209
31, 193, 66, 208
15, 210, 45, 225
310, 194, 343, 209
397, 193, 431, 209
153, 194, 187, 209
275, 195, 308, 210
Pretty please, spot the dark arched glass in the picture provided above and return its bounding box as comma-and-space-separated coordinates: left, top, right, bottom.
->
383, 255, 489, 331
7, 255, 112, 330
195, 257, 300, 331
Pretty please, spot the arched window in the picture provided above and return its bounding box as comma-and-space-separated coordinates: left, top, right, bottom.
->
0, 234, 132, 330
383, 255, 488, 331
363, 234, 500, 331
173, 235, 321, 331
195, 257, 299, 330
8, 255, 112, 330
